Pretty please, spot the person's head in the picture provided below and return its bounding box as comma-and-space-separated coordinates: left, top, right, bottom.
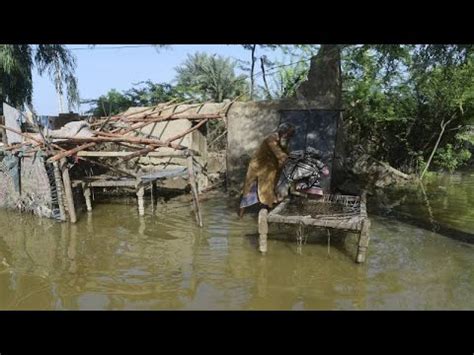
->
277, 123, 295, 139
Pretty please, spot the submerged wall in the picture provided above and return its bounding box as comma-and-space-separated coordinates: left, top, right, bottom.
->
0, 152, 60, 219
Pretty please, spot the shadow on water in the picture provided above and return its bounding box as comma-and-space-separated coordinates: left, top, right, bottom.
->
368, 172, 474, 244
369, 208, 474, 244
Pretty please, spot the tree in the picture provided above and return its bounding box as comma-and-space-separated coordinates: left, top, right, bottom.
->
0, 44, 79, 113
83, 81, 185, 116
341, 44, 474, 173
256, 45, 319, 99
83, 89, 133, 117
124, 80, 185, 106
175, 52, 248, 102
271, 59, 310, 99
241, 45, 280, 99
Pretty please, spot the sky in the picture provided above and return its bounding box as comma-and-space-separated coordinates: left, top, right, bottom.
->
31, 45, 292, 115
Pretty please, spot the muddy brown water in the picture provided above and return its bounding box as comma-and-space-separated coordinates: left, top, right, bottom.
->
0, 172, 473, 310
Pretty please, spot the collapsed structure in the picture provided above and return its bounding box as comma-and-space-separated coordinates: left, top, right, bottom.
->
0, 100, 232, 226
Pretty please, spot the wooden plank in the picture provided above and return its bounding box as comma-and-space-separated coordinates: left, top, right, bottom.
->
47, 143, 97, 162
268, 198, 289, 216
60, 158, 77, 223
356, 218, 371, 263
140, 167, 188, 181
136, 185, 145, 216
187, 156, 203, 227
73, 179, 137, 188
258, 208, 269, 253
76, 150, 200, 158
52, 161, 67, 222
0, 116, 7, 145
267, 213, 362, 231
82, 183, 92, 211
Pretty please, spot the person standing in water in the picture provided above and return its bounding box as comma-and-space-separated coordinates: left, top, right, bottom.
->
239, 123, 295, 218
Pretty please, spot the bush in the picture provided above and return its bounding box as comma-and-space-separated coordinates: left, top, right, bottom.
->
433, 144, 472, 173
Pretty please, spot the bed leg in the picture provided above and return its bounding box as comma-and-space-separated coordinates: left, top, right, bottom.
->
356, 218, 371, 263
258, 208, 268, 254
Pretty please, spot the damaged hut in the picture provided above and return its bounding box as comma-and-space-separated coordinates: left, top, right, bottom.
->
0, 101, 232, 226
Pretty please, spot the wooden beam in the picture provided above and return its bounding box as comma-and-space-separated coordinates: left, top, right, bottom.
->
82, 183, 92, 212
60, 158, 77, 223
52, 161, 67, 222
75, 150, 200, 158
356, 218, 371, 263
73, 179, 137, 188
187, 156, 203, 227
46, 135, 186, 149
47, 142, 97, 162
121, 118, 208, 162
136, 185, 145, 216
267, 214, 362, 232
258, 208, 269, 253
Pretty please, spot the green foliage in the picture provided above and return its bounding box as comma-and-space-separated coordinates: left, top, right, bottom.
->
125, 81, 185, 106
83, 89, 133, 116
255, 45, 319, 99
0, 45, 34, 109
342, 44, 474, 174
175, 52, 248, 102
433, 144, 472, 173
272, 59, 309, 98
0, 45, 79, 112
83, 81, 185, 116
35, 44, 79, 111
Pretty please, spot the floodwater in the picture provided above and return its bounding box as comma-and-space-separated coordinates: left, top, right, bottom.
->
0, 172, 473, 310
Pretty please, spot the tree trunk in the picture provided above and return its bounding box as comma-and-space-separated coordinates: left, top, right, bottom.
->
260, 57, 272, 100
250, 45, 256, 100
420, 117, 453, 179
55, 61, 65, 114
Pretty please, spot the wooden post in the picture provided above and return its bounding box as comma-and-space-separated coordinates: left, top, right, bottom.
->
187, 155, 203, 227
150, 181, 156, 212
136, 184, 145, 216
52, 161, 67, 222
356, 218, 371, 263
60, 158, 77, 223
258, 208, 269, 253
0, 116, 5, 145
82, 183, 92, 212
1, 128, 7, 145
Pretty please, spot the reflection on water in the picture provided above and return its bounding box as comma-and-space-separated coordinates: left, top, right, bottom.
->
0, 173, 473, 310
